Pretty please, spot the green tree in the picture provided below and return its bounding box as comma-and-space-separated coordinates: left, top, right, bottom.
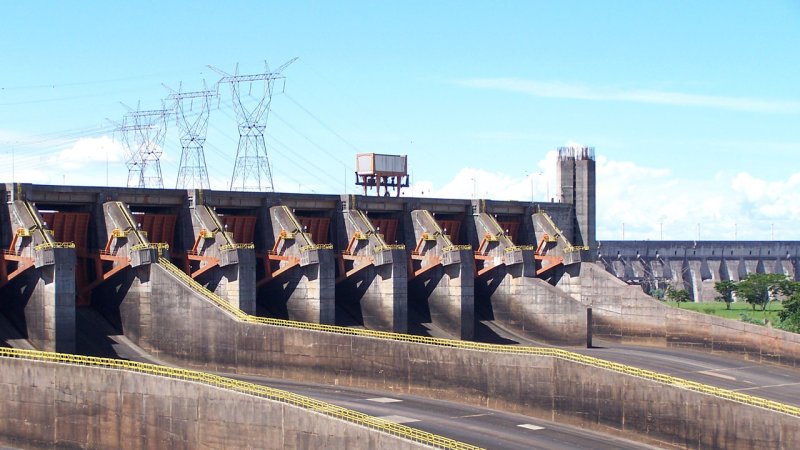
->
777, 281, 800, 332
714, 280, 737, 310
666, 286, 691, 306
734, 273, 789, 311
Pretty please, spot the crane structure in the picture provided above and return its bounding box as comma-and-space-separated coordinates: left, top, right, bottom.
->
165, 83, 217, 189
116, 104, 170, 189
210, 58, 298, 191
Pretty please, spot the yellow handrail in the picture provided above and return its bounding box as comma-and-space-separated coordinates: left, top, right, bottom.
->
33, 242, 76, 251
156, 257, 800, 418
0, 347, 480, 450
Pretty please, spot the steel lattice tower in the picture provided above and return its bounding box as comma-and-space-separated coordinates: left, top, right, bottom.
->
166, 85, 216, 189
117, 106, 169, 188
211, 58, 297, 191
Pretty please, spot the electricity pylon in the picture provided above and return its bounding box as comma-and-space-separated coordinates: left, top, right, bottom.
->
210, 58, 297, 191
165, 83, 216, 189
116, 103, 169, 188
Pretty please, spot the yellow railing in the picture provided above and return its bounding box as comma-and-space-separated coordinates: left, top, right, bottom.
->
131, 243, 171, 254
441, 245, 472, 252
0, 347, 480, 450
373, 244, 406, 252
219, 243, 256, 251
156, 257, 800, 418
300, 243, 334, 252
503, 245, 536, 252
34, 242, 76, 251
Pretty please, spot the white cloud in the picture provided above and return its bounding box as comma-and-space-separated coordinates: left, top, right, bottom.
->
50, 136, 126, 171
456, 78, 800, 114
415, 151, 800, 241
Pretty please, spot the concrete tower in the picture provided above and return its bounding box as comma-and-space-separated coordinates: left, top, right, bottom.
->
557, 146, 596, 261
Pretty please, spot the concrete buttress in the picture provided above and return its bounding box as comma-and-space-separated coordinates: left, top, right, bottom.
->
0, 198, 76, 352
336, 203, 407, 333
408, 209, 474, 339
182, 203, 256, 314
261, 205, 335, 324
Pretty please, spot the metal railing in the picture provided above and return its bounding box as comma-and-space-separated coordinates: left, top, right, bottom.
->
219, 243, 256, 251
0, 347, 479, 450
300, 243, 334, 252
503, 245, 536, 252
441, 245, 472, 252
156, 257, 800, 418
33, 242, 76, 251
373, 244, 406, 252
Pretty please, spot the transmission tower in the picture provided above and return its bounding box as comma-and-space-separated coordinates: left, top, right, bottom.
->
210, 58, 297, 191
165, 83, 216, 189
116, 104, 169, 188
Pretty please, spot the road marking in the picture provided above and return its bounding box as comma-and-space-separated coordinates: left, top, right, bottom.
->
453, 413, 492, 419
517, 424, 545, 431
366, 397, 402, 403
734, 382, 800, 392
698, 370, 736, 381
378, 415, 419, 424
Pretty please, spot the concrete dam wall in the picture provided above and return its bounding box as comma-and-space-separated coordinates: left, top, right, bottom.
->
0, 354, 434, 450
103, 258, 798, 449
557, 262, 800, 366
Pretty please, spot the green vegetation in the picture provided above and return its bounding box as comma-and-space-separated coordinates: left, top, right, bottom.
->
665, 300, 783, 324
663, 274, 800, 331
665, 286, 691, 306
713, 280, 736, 310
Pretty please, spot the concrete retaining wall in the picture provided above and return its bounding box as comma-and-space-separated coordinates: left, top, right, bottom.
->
0, 358, 427, 450
115, 263, 800, 448
557, 263, 800, 366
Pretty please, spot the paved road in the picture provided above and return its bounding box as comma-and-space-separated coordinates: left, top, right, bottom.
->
232, 373, 658, 450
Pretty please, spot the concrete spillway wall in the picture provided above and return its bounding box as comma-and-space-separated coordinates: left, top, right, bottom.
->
597, 240, 800, 301
114, 261, 800, 448
0, 357, 430, 450
558, 262, 800, 366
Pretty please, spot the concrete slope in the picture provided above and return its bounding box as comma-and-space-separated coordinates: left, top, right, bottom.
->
558, 262, 800, 366
477, 273, 587, 346
105, 258, 800, 448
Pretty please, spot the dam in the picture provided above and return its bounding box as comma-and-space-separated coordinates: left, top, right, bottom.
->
1, 148, 799, 449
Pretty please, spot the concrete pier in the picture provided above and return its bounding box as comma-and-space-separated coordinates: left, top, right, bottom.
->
408, 209, 474, 339
260, 205, 335, 324
0, 196, 76, 353
182, 200, 256, 314
335, 201, 407, 333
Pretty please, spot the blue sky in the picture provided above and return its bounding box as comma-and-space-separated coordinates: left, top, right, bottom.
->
1, 1, 799, 240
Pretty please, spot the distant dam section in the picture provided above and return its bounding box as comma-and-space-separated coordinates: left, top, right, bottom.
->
597, 240, 800, 301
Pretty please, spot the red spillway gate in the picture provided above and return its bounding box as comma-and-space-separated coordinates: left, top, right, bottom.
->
436, 220, 462, 244
497, 221, 520, 243
296, 217, 330, 245
218, 215, 257, 244
370, 218, 398, 244
132, 213, 177, 249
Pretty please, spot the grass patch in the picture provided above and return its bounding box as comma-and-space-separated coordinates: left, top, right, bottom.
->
665, 300, 783, 325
